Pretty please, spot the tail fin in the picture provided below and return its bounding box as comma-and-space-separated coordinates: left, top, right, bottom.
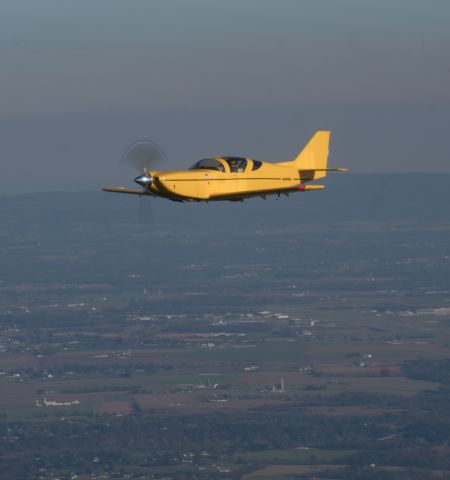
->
278, 131, 331, 180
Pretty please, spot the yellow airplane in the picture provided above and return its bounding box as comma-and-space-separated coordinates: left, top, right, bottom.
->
103, 131, 346, 202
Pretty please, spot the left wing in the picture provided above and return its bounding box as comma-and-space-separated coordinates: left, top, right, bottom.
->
102, 187, 152, 196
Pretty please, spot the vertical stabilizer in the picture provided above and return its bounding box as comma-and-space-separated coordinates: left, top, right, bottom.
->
278, 131, 331, 180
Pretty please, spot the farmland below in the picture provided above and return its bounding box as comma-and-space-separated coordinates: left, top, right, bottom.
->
1, 176, 450, 479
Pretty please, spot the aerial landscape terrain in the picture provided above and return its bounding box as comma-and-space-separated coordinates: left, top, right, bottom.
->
1, 173, 450, 479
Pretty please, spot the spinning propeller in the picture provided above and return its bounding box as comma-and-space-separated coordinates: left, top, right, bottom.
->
122, 139, 167, 189
121, 140, 167, 222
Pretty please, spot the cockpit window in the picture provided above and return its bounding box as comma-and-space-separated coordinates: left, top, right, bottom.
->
189, 159, 225, 172
252, 160, 262, 171
223, 157, 247, 173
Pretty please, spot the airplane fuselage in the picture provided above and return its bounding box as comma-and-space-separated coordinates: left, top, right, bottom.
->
149, 158, 303, 201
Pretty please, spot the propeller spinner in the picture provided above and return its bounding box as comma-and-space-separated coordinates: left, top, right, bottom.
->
133, 172, 153, 188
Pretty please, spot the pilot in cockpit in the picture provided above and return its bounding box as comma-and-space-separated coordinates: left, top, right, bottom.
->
227, 158, 246, 173
229, 159, 238, 173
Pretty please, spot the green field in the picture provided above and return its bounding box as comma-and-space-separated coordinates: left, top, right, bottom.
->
233, 448, 355, 465
191, 341, 308, 363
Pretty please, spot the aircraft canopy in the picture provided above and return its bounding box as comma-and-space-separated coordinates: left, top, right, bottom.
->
189, 157, 249, 173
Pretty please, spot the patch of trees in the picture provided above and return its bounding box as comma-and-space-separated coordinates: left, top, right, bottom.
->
403, 358, 450, 385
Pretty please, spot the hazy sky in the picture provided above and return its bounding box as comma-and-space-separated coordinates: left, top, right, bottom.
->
1, 0, 449, 193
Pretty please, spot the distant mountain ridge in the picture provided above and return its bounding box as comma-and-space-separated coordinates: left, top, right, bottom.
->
1, 174, 449, 229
